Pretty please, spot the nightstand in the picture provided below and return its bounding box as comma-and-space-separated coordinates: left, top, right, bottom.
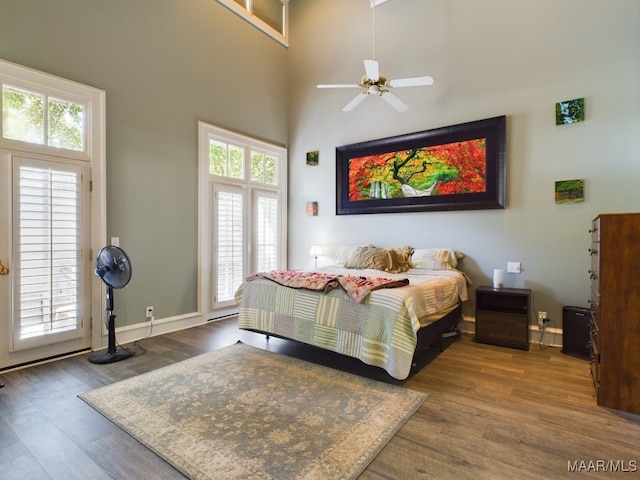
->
475, 286, 531, 350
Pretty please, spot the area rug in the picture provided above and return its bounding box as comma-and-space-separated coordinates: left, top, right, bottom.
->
79, 342, 427, 480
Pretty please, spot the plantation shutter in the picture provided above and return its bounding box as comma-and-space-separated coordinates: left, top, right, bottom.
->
12, 157, 83, 350
253, 190, 279, 273
214, 185, 245, 305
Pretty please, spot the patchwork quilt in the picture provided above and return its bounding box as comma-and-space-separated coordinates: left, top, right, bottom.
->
235, 267, 467, 379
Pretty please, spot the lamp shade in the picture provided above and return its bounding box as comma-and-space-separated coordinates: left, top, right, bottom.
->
309, 245, 322, 256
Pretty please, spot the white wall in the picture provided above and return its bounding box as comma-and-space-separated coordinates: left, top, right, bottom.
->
287, 0, 640, 323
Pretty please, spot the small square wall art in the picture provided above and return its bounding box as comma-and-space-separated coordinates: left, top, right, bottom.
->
555, 179, 584, 204
556, 98, 585, 125
306, 201, 318, 216
306, 150, 319, 166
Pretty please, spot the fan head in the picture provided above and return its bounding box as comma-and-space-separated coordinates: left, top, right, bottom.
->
95, 245, 132, 289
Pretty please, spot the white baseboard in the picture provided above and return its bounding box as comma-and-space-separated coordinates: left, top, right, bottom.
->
92, 312, 206, 351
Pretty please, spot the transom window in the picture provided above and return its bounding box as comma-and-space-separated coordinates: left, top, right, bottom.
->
216, 0, 288, 46
208, 138, 278, 185
2, 84, 86, 153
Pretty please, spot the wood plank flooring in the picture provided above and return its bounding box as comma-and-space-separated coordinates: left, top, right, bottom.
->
1, 318, 639, 479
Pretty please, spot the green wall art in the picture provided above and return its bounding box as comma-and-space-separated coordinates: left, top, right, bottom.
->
555, 179, 584, 204
556, 98, 585, 125
306, 150, 319, 166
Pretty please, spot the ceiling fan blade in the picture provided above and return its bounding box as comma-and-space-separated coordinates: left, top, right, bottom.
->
317, 83, 361, 89
343, 92, 369, 111
381, 91, 409, 112
363, 59, 379, 81
387, 75, 434, 88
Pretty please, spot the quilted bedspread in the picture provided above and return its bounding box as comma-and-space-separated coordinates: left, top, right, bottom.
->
235, 267, 467, 380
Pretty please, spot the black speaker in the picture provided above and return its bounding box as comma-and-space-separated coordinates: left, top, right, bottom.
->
562, 306, 590, 360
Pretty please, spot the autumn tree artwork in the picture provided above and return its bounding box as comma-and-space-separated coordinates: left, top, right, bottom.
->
348, 138, 487, 202
336, 115, 506, 215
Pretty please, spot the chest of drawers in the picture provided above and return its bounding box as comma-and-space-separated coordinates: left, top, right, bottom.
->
588, 213, 640, 415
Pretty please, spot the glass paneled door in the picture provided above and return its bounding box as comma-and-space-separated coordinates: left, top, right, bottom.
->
0, 152, 92, 369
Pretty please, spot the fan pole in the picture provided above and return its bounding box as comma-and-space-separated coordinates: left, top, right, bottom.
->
88, 286, 133, 364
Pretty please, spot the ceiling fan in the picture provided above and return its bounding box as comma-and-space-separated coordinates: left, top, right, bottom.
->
317, 0, 434, 112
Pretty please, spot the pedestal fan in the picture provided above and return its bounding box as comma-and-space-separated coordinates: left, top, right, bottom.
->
89, 245, 134, 364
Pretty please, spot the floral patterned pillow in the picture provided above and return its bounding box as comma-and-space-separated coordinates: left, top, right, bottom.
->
410, 248, 462, 270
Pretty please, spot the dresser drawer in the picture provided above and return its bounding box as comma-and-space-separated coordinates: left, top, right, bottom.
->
589, 218, 600, 242
589, 334, 600, 392
588, 254, 600, 294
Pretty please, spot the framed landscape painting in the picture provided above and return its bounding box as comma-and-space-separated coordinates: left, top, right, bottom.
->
336, 115, 507, 215
555, 179, 584, 204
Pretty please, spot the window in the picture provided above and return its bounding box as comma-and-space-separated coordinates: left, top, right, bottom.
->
2, 84, 86, 153
199, 122, 287, 318
217, 0, 288, 46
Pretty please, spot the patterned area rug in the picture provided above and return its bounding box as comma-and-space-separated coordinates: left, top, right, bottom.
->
79, 342, 427, 480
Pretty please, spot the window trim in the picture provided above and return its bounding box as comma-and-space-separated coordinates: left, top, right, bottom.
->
216, 0, 289, 47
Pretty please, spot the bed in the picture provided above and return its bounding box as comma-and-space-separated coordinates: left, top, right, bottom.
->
234, 246, 469, 380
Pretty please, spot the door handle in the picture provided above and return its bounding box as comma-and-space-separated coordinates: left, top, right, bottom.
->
0, 260, 9, 275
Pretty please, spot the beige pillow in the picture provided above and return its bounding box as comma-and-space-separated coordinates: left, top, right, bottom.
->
387, 246, 414, 273
345, 246, 410, 273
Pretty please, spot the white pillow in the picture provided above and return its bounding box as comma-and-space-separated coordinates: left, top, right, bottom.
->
410, 248, 462, 270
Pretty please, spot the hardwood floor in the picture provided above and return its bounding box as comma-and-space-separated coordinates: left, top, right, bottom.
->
1, 318, 638, 479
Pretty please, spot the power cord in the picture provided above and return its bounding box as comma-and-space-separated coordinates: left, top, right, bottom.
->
104, 312, 154, 357
538, 318, 557, 350
531, 290, 558, 350
131, 317, 154, 356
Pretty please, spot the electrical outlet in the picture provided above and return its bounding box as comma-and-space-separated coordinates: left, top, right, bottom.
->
507, 261, 522, 273
145, 306, 154, 319
537, 311, 547, 330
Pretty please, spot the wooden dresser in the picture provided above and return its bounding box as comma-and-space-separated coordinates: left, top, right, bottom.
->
588, 213, 640, 415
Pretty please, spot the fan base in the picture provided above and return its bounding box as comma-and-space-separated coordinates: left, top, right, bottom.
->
88, 348, 133, 364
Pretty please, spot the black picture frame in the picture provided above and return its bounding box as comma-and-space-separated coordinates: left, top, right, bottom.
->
336, 115, 506, 215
